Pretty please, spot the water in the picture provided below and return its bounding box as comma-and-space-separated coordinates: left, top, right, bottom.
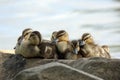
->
0, 0, 120, 58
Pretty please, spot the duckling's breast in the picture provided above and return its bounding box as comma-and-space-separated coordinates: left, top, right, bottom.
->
56, 42, 68, 53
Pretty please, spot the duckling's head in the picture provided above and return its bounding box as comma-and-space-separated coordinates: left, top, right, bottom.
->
22, 28, 33, 38
71, 40, 80, 54
51, 31, 58, 43
56, 30, 69, 42
14, 28, 33, 49
81, 33, 94, 44
24, 31, 42, 45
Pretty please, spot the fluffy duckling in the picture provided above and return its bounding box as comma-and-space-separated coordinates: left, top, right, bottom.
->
55, 30, 74, 59
70, 40, 83, 59
38, 42, 58, 59
79, 33, 111, 58
15, 28, 33, 54
79, 33, 101, 57
17, 31, 41, 58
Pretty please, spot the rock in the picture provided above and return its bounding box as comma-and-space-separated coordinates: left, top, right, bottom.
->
0, 52, 13, 80
0, 52, 13, 64
12, 62, 102, 80
69, 57, 120, 80
0, 53, 74, 80
1, 52, 120, 80
2, 54, 26, 80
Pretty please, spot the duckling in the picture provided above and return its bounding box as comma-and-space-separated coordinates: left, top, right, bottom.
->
55, 30, 74, 59
79, 33, 100, 57
79, 33, 111, 58
15, 28, 33, 54
70, 40, 83, 59
17, 31, 41, 58
38, 42, 58, 59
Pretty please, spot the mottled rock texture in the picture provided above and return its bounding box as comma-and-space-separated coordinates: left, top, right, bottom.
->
0, 52, 120, 80
12, 62, 102, 80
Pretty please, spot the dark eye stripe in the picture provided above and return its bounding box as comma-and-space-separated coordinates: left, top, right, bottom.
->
83, 36, 91, 41
57, 32, 65, 38
23, 32, 31, 37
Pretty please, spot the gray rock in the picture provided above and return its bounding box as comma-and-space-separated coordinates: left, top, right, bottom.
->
12, 62, 103, 80
0, 52, 13, 80
1, 52, 120, 80
69, 57, 120, 80
1, 53, 74, 80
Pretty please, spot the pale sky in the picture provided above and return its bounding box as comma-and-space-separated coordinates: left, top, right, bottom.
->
0, 0, 120, 52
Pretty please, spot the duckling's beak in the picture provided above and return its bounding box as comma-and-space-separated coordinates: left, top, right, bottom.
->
79, 40, 85, 47
73, 48, 78, 54
52, 39, 58, 43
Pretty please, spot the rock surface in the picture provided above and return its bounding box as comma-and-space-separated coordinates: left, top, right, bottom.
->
0, 52, 120, 80
0, 52, 13, 80
0, 53, 74, 80
12, 62, 102, 80
69, 57, 120, 80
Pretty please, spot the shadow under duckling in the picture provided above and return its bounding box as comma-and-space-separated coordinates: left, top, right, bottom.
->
55, 30, 74, 59
16, 31, 41, 58
79, 33, 111, 58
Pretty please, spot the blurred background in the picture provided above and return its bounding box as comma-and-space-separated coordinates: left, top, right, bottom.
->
0, 0, 120, 58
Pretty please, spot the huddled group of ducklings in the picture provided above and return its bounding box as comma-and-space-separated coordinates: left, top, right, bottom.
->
14, 28, 111, 60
